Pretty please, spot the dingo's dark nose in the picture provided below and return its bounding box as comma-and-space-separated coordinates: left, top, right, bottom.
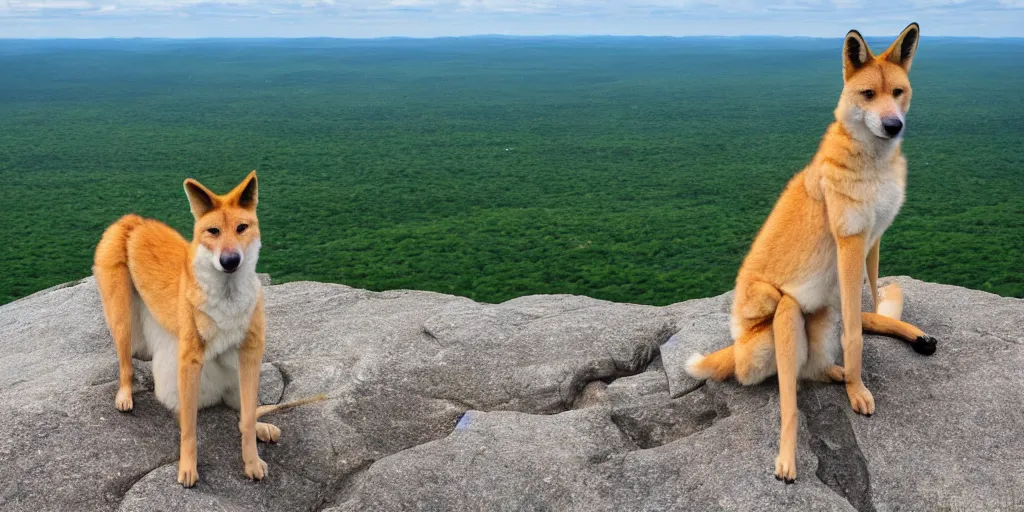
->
882, 117, 903, 137
220, 252, 242, 273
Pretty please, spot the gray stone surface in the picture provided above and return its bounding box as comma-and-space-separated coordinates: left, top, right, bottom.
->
0, 276, 1021, 511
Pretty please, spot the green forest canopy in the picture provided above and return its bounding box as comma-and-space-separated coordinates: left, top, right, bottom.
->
0, 37, 1021, 306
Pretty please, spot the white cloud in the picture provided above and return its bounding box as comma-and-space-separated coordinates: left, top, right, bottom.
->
389, 0, 439, 6
0, 0, 1017, 14
10, 1, 96, 9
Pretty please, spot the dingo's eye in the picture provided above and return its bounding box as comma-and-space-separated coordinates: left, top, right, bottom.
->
206, 227, 220, 236
893, 88, 904, 97
236, 224, 249, 234
861, 90, 875, 100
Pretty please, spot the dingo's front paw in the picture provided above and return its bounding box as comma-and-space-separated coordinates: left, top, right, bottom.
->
846, 381, 875, 416
177, 460, 199, 488
115, 387, 133, 412
774, 454, 796, 484
244, 457, 268, 481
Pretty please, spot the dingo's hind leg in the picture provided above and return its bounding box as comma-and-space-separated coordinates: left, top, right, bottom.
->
94, 215, 146, 412
733, 327, 777, 386
862, 312, 937, 355
732, 279, 785, 386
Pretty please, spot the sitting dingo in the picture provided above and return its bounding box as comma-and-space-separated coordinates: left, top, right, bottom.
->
686, 23, 938, 483
94, 171, 322, 487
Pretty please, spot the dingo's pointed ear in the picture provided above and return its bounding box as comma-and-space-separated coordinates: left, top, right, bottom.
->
184, 178, 218, 219
881, 22, 919, 72
232, 170, 258, 210
843, 29, 873, 81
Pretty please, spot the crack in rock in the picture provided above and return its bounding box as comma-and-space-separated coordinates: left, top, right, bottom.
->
609, 381, 729, 450
259, 362, 285, 405
421, 327, 444, 348
802, 389, 876, 512
974, 329, 1019, 345
562, 344, 663, 412
311, 459, 382, 510
572, 380, 609, 410
113, 459, 177, 509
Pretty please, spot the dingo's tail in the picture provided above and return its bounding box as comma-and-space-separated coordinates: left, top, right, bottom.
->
256, 393, 327, 419
876, 282, 904, 320
685, 346, 735, 381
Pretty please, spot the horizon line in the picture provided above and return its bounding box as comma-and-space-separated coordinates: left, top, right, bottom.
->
4, 34, 1024, 42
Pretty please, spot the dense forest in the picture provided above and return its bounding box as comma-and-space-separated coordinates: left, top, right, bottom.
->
0, 37, 1021, 305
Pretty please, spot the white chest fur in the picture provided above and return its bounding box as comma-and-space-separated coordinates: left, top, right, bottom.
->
192, 244, 262, 359
133, 243, 262, 412
788, 156, 906, 313
836, 174, 905, 245
828, 148, 907, 241
195, 277, 260, 360
136, 289, 256, 412
868, 177, 904, 246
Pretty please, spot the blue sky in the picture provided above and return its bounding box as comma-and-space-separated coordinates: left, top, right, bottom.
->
2, 0, 1022, 39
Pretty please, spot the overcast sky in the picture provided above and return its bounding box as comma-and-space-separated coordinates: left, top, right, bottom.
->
2, 0, 1022, 39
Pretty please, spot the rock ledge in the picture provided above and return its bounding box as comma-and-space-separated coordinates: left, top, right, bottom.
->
0, 277, 1021, 511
